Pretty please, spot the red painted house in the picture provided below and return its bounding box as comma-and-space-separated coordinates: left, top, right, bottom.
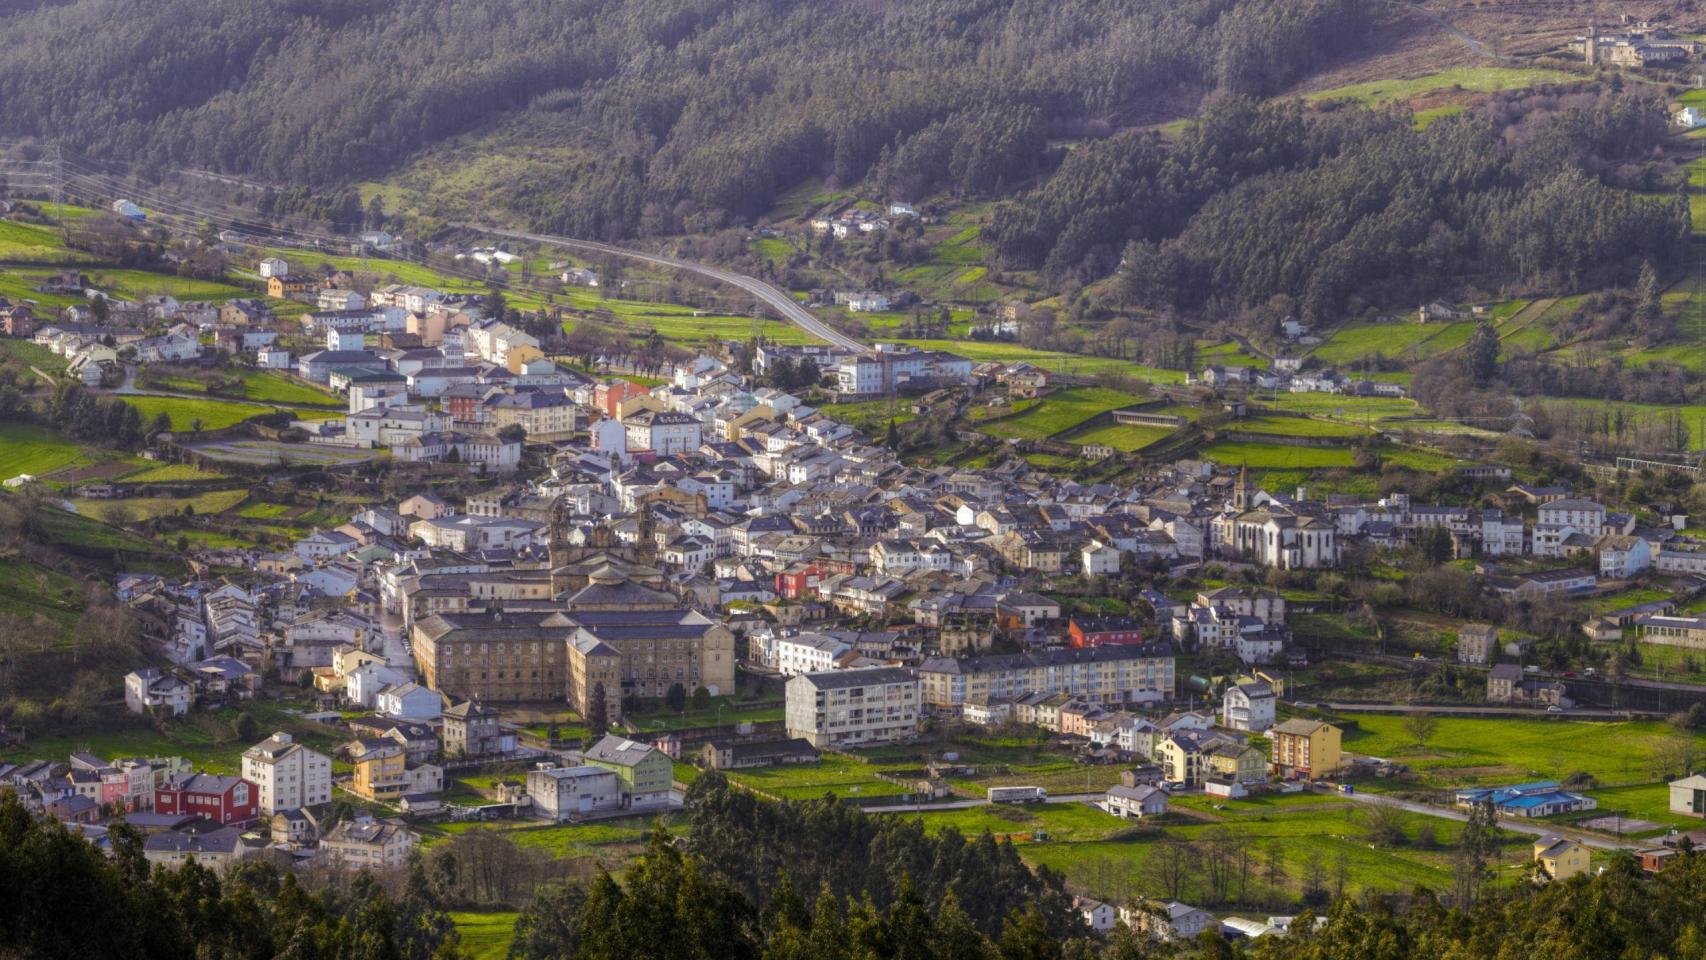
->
154, 772, 258, 826
595, 379, 647, 419
775, 563, 822, 600
1068, 615, 1146, 648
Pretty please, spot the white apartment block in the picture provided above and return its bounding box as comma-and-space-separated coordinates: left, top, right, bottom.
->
241, 732, 332, 814
776, 633, 853, 677
786, 667, 919, 748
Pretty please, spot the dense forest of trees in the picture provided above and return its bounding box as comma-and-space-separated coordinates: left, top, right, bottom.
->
991, 88, 1690, 322
0, 791, 461, 959
0, 0, 1374, 239
15, 772, 1706, 959
680, 774, 1079, 938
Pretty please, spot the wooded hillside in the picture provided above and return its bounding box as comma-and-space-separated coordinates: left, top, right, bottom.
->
0, 0, 1373, 238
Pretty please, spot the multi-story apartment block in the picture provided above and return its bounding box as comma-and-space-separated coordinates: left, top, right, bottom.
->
241, 732, 332, 814
1270, 719, 1342, 780
917, 645, 1176, 709
786, 667, 919, 749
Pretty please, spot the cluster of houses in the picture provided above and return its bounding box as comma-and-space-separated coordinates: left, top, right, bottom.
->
1187, 361, 1407, 399
808, 201, 916, 239
0, 729, 413, 870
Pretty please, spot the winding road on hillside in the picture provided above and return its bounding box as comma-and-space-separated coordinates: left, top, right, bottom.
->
461, 224, 866, 352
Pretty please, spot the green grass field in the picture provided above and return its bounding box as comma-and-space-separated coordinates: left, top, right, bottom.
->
980, 387, 1145, 440
1014, 792, 1519, 905
1257, 392, 1419, 423
1310, 321, 1476, 365
121, 463, 230, 483
890, 339, 1189, 383
1202, 441, 1357, 469
1229, 415, 1368, 439
87, 269, 251, 302
0, 219, 83, 263
0, 559, 83, 630
1063, 422, 1176, 451
73, 488, 248, 523
0, 337, 69, 373
154, 371, 343, 409
120, 396, 278, 431
725, 753, 909, 801
235, 371, 343, 407
1380, 447, 1465, 472
820, 398, 917, 430
450, 912, 518, 960
1303, 67, 1580, 106
0, 424, 95, 478
0, 702, 343, 775
1334, 712, 1706, 791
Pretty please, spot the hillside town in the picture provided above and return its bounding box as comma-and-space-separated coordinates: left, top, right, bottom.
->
11, 252, 1706, 940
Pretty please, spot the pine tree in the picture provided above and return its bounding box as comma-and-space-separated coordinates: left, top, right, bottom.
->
1466, 321, 1499, 386
1635, 259, 1661, 327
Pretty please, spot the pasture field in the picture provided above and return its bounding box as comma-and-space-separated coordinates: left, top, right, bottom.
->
235, 501, 294, 519
1017, 791, 1525, 905
433, 813, 686, 855
1303, 67, 1579, 105
622, 700, 784, 735
0, 337, 69, 372
726, 752, 909, 801
1310, 323, 1448, 365
121, 463, 230, 483
1333, 712, 1706, 791
980, 387, 1146, 440
890, 339, 1189, 383
0, 559, 83, 630
896, 801, 1133, 843
87, 269, 250, 302
819, 398, 916, 430
121, 395, 282, 431
153, 371, 343, 408
0, 219, 83, 262
1227, 415, 1367, 439
73, 488, 248, 522
1258, 393, 1418, 423
450, 912, 519, 960
0, 702, 344, 775
235, 371, 343, 407
854, 734, 1131, 798
1197, 341, 1265, 368
1064, 422, 1176, 451
1379, 447, 1465, 472
752, 237, 794, 267
1202, 441, 1357, 469
584, 311, 814, 345
0, 424, 96, 477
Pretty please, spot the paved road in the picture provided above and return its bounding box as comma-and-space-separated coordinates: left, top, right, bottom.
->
1387, 0, 1491, 58
376, 611, 416, 674
462, 224, 865, 352
1335, 788, 1634, 851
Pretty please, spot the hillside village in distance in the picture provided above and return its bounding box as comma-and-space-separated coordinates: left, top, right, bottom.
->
11, 223, 1706, 943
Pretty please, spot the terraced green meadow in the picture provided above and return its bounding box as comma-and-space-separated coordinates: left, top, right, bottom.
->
1202, 442, 1357, 469
1227, 415, 1368, 439
979, 387, 1146, 440
1064, 422, 1176, 451
0, 424, 97, 477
